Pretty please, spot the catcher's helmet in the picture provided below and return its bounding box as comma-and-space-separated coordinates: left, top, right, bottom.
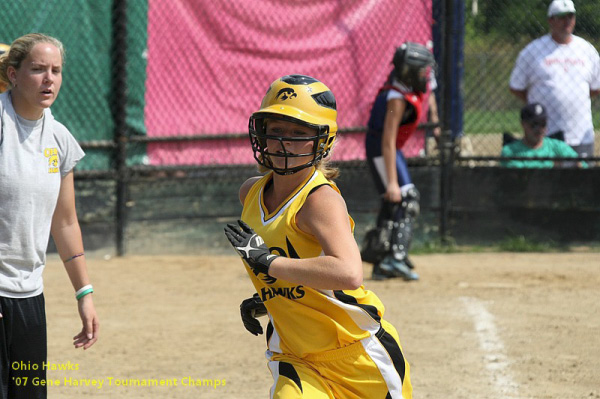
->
392, 42, 435, 93
248, 74, 337, 175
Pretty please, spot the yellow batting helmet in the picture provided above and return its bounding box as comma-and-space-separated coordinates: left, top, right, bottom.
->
248, 74, 337, 175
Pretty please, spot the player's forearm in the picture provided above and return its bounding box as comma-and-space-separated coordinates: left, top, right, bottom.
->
382, 145, 398, 186
268, 255, 363, 290
509, 88, 527, 102
51, 222, 90, 290
428, 95, 439, 124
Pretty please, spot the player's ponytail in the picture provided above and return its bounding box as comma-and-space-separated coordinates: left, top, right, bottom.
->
315, 141, 339, 180
0, 44, 11, 91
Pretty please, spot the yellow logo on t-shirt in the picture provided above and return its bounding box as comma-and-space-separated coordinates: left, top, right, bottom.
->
44, 148, 59, 173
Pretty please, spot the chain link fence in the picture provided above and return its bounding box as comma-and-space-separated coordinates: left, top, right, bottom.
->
461, 0, 600, 160
1, 0, 439, 254
2, 0, 599, 254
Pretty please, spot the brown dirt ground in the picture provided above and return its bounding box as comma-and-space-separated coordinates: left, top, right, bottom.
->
41, 252, 599, 398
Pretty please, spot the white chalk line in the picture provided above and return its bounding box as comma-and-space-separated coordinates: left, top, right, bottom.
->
460, 296, 520, 398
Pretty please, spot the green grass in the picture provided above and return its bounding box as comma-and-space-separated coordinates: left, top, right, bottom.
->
412, 238, 488, 254
496, 235, 562, 252
412, 240, 459, 254
410, 235, 597, 254
463, 108, 600, 135
464, 109, 521, 135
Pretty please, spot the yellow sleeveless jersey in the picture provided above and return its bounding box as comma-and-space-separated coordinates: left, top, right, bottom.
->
241, 168, 387, 358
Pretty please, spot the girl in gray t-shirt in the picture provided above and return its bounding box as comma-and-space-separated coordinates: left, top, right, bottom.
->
0, 33, 99, 398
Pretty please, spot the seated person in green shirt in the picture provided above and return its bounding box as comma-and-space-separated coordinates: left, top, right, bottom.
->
501, 103, 584, 168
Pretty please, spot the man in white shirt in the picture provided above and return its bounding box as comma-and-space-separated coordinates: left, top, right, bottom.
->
509, 0, 600, 157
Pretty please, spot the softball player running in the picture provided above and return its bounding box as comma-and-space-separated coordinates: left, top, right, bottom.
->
225, 75, 412, 398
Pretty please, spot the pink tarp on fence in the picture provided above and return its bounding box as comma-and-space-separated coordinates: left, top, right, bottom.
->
145, 0, 433, 165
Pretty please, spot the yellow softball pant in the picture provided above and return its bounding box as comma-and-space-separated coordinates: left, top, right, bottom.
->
267, 320, 412, 399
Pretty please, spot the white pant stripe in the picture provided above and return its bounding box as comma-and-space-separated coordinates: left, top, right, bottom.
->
361, 334, 404, 399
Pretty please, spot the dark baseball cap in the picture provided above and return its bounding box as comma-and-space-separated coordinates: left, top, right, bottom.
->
521, 103, 547, 123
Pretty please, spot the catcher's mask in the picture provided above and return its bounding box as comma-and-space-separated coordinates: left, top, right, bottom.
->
392, 42, 435, 93
248, 74, 337, 175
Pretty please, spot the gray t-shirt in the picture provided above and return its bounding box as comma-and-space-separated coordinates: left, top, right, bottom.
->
0, 91, 84, 297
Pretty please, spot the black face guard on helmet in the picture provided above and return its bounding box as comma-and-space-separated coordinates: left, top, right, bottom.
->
248, 113, 331, 175
392, 42, 435, 93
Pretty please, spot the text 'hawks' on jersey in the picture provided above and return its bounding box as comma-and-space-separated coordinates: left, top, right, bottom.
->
241, 168, 388, 358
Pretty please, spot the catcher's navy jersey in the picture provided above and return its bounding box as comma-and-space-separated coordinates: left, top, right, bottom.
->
241, 168, 387, 358
367, 83, 424, 149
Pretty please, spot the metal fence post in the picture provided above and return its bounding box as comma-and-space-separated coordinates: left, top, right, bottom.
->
112, 0, 128, 256
439, 0, 456, 244
439, 129, 454, 244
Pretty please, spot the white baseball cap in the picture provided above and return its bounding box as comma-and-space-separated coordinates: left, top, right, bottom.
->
547, 0, 576, 17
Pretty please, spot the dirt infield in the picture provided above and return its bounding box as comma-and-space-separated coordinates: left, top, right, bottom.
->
41, 252, 599, 398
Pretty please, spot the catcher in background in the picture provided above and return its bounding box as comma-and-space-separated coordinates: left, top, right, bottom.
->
225, 75, 412, 398
362, 42, 435, 281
